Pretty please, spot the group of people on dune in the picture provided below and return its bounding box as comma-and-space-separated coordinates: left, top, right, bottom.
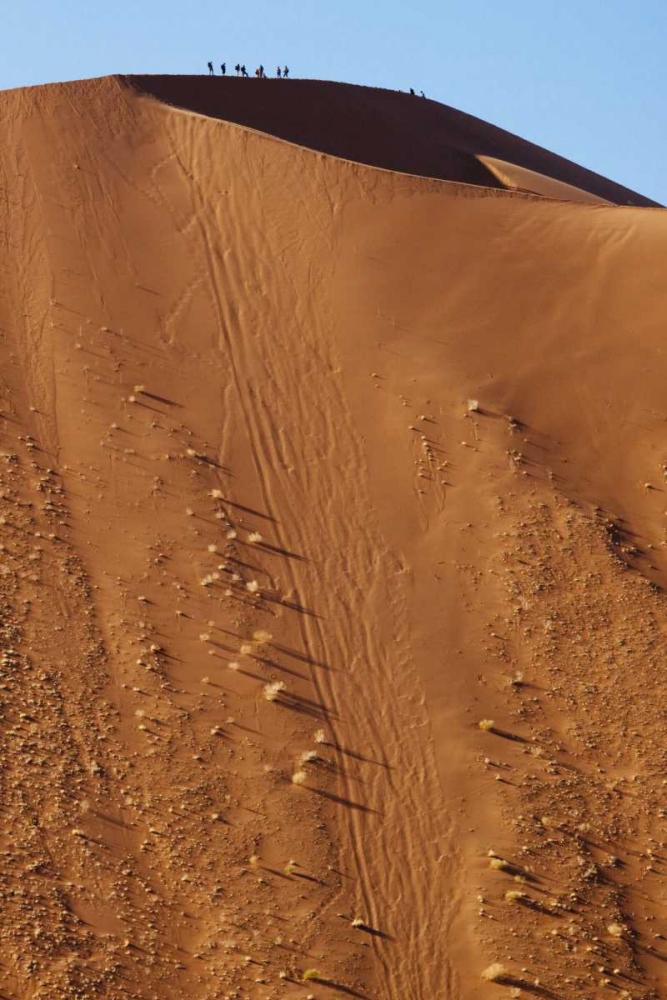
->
207, 62, 290, 79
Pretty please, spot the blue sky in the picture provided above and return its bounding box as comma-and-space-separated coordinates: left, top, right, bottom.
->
3, 0, 665, 203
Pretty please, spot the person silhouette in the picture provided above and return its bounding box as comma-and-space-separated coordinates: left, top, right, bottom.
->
420, 90, 426, 98
221, 63, 226, 75
283, 66, 289, 78
241, 64, 248, 77
235, 63, 240, 75
410, 87, 415, 95
259, 64, 265, 78
207, 61, 214, 75
276, 66, 282, 78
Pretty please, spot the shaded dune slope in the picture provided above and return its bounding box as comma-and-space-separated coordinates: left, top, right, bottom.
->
0, 74, 666, 1000
126, 74, 660, 206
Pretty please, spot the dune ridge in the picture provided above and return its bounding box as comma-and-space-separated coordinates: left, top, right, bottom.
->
0, 73, 665, 1000
125, 74, 661, 207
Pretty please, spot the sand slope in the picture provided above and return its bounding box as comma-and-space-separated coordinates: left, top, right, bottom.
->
0, 75, 665, 1000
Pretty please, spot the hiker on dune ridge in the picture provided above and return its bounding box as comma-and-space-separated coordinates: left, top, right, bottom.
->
207, 61, 214, 75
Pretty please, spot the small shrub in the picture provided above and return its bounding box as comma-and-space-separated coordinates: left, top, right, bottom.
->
291, 770, 307, 785
489, 857, 508, 871
481, 963, 507, 982
302, 970, 322, 982
263, 681, 286, 702
505, 890, 524, 902
478, 719, 495, 731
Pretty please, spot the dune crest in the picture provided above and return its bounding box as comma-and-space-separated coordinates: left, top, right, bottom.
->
125, 74, 660, 206
0, 74, 665, 1000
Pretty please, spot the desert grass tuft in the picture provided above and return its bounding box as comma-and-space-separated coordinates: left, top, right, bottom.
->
481, 963, 507, 982
263, 681, 286, 702
505, 890, 525, 902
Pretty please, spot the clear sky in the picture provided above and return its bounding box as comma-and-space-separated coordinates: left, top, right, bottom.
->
4, 0, 665, 204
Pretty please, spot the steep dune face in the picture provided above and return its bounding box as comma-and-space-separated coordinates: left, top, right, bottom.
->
0, 74, 666, 1000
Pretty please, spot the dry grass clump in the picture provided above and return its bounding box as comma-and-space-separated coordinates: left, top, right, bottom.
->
246, 580, 260, 593
302, 969, 322, 982
505, 890, 525, 902
253, 629, 273, 644
489, 857, 509, 871
313, 729, 327, 744
247, 532, 263, 544
291, 770, 308, 785
607, 922, 626, 938
263, 681, 286, 702
481, 963, 508, 982
478, 719, 495, 731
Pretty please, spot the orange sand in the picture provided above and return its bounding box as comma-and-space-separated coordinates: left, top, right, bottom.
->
0, 75, 665, 1000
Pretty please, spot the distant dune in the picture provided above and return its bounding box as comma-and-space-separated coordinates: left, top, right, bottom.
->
0, 73, 665, 1000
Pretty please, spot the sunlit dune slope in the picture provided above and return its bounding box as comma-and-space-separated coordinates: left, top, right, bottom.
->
126, 74, 660, 206
0, 73, 666, 1000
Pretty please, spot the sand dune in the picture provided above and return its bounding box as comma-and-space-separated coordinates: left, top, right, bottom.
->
0, 74, 665, 1000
